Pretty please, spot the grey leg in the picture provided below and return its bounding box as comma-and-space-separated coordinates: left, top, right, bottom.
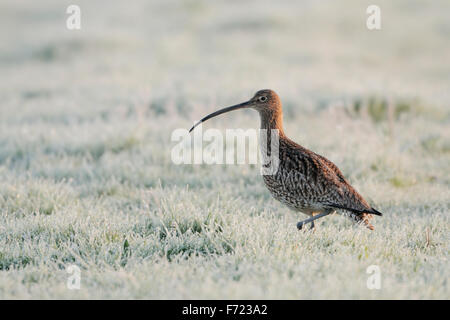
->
297, 209, 333, 230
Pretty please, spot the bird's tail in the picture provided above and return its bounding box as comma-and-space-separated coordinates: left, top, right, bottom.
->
355, 207, 382, 230
368, 207, 383, 216
353, 213, 375, 230
327, 204, 382, 230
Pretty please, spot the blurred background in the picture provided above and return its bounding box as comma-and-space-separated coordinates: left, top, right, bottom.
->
0, 0, 448, 299
2, 0, 449, 113
1, 0, 448, 198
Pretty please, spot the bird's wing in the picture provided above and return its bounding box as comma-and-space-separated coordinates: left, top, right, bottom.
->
305, 152, 383, 216
281, 140, 382, 217
326, 203, 383, 216
313, 152, 348, 184
322, 180, 383, 216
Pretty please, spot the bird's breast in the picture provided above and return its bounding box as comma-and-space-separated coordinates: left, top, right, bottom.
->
262, 167, 314, 212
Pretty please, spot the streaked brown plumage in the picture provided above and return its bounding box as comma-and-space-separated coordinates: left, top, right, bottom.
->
190, 89, 382, 230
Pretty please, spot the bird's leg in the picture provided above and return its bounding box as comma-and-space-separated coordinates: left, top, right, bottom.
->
310, 221, 315, 230
297, 209, 333, 230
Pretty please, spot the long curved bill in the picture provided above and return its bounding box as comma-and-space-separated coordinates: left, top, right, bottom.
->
189, 101, 251, 133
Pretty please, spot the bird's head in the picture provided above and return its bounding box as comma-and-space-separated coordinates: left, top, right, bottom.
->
189, 89, 281, 132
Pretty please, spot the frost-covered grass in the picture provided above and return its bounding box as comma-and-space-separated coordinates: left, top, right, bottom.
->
0, 0, 448, 299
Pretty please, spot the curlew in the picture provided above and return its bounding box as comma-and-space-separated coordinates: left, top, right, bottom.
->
189, 89, 382, 230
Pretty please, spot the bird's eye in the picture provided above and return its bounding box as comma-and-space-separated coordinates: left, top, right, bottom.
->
259, 96, 267, 102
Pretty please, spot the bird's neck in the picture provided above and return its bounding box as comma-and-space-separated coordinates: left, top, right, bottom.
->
259, 109, 285, 137
258, 109, 284, 175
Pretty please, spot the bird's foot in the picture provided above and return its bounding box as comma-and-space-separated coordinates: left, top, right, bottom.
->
296, 209, 333, 231
297, 220, 314, 230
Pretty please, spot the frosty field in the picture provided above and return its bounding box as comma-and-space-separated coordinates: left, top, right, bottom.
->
0, 0, 448, 299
